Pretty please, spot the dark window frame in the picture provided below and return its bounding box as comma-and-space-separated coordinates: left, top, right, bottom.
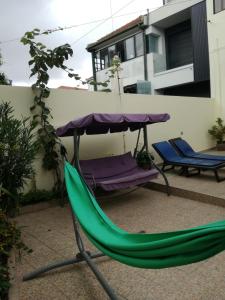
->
100, 48, 109, 70
94, 32, 144, 72
214, 0, 225, 13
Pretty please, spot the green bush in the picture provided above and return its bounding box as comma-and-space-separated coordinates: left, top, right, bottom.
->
0, 102, 38, 215
0, 210, 31, 299
0, 73, 11, 85
20, 189, 58, 206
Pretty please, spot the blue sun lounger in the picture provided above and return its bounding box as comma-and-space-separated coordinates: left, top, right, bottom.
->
152, 141, 225, 182
169, 137, 225, 162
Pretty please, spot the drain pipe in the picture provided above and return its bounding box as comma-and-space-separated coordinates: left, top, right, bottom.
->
139, 9, 149, 81
91, 52, 97, 91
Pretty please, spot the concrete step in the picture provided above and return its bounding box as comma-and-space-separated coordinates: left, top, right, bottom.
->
146, 180, 225, 208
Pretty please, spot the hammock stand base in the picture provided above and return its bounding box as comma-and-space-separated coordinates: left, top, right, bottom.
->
23, 211, 119, 300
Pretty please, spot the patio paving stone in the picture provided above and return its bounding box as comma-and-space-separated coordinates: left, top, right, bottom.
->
10, 187, 225, 300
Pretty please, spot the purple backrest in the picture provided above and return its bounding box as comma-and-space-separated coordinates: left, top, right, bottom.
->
80, 152, 137, 179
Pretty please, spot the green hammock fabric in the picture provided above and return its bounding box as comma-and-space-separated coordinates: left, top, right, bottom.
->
65, 162, 225, 269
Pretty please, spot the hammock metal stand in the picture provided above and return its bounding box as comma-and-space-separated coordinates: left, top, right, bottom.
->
23, 130, 118, 299
23, 213, 118, 299
23, 114, 171, 299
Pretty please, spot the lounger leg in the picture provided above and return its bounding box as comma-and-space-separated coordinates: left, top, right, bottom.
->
178, 167, 186, 175
162, 164, 174, 172
215, 170, 219, 182
214, 170, 225, 182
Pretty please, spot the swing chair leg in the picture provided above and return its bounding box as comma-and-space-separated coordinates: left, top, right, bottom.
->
153, 163, 171, 196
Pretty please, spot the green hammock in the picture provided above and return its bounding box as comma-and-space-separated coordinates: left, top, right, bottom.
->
65, 162, 225, 269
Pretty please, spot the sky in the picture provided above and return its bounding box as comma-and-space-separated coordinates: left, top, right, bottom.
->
0, 0, 162, 88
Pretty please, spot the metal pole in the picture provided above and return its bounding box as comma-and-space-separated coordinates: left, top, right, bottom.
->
82, 251, 118, 300
23, 252, 105, 281
73, 129, 81, 171
134, 129, 141, 158
143, 126, 170, 195
143, 126, 149, 152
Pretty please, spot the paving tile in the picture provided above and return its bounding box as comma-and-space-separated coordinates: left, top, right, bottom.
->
10, 187, 225, 300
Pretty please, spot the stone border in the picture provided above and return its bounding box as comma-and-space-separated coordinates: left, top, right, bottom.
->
146, 182, 225, 208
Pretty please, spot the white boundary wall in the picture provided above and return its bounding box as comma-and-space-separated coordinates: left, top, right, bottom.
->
0, 86, 215, 190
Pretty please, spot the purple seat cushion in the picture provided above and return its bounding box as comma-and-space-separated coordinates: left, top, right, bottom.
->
80, 152, 158, 191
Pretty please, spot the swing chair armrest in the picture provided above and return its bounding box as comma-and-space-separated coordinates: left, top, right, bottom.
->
82, 172, 97, 189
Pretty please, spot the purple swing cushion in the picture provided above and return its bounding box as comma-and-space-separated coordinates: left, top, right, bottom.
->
80, 152, 158, 191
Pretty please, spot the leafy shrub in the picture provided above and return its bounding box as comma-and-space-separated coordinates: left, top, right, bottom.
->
0, 51, 11, 86
20, 189, 58, 206
0, 73, 11, 85
0, 102, 38, 215
0, 210, 31, 299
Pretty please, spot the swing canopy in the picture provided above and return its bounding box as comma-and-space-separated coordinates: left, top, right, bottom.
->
56, 113, 170, 137
65, 162, 225, 269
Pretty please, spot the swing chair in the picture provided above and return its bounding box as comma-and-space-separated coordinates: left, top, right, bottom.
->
57, 113, 171, 195
23, 113, 225, 300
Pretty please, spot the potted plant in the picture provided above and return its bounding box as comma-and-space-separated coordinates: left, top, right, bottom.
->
208, 118, 225, 151
136, 151, 153, 169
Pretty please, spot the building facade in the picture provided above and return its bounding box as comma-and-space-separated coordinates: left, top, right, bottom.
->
87, 0, 211, 97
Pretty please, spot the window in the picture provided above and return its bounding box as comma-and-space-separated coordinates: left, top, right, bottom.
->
94, 51, 101, 71
100, 48, 108, 70
214, 0, 225, 13
125, 37, 135, 60
135, 33, 144, 57
116, 41, 125, 62
146, 34, 159, 53
165, 20, 193, 69
123, 84, 137, 93
108, 45, 116, 66
95, 33, 144, 72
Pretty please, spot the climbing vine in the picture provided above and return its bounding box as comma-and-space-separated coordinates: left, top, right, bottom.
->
21, 28, 83, 190
21, 28, 117, 190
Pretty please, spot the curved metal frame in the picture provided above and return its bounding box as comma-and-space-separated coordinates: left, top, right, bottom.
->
134, 126, 170, 195
23, 129, 118, 300
23, 125, 170, 299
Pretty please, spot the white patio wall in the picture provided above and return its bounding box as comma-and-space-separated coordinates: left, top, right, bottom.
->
0, 85, 215, 190
206, 0, 225, 118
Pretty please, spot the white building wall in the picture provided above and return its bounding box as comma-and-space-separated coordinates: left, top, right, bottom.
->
120, 56, 144, 87
96, 56, 145, 91
206, 0, 225, 118
153, 64, 194, 90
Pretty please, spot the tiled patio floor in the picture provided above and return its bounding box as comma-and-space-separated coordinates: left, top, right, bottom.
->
10, 187, 225, 300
